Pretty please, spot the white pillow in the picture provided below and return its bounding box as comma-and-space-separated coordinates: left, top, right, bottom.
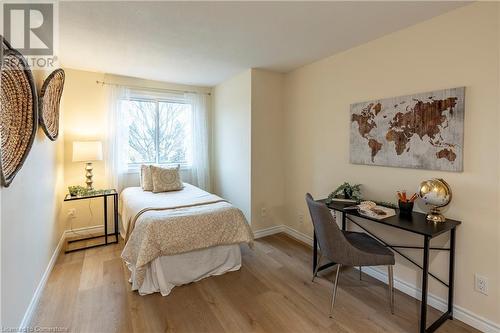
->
151, 165, 183, 193
140, 165, 153, 191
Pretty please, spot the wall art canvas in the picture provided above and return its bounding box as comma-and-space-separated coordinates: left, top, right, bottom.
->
350, 87, 465, 172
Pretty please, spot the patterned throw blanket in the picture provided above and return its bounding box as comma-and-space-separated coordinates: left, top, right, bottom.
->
120, 184, 254, 287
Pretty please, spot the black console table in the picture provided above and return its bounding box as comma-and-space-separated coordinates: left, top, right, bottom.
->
314, 200, 461, 333
64, 189, 119, 253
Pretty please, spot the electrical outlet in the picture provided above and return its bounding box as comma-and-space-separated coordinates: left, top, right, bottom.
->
474, 274, 488, 295
298, 213, 305, 224
261, 207, 267, 217
68, 208, 76, 219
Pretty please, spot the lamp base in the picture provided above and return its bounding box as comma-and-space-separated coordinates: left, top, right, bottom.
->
85, 162, 94, 190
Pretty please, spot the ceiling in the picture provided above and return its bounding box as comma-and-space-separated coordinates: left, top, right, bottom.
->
59, 1, 468, 87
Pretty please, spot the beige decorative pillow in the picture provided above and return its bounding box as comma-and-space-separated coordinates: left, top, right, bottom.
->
140, 165, 154, 191
151, 165, 183, 193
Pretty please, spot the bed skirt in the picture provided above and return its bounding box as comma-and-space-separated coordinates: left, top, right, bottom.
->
126, 244, 242, 296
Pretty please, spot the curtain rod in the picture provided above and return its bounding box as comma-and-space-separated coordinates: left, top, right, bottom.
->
95, 80, 211, 96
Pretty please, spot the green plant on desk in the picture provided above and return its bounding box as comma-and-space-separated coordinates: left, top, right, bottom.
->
68, 185, 108, 197
326, 182, 362, 203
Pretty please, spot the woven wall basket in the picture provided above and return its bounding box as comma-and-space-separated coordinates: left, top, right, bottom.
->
2, 36, 12, 50
39, 69, 65, 141
0, 46, 38, 187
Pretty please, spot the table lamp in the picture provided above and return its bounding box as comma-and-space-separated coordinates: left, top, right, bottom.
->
72, 141, 103, 190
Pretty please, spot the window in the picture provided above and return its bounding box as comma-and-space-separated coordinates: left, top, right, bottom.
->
122, 94, 193, 169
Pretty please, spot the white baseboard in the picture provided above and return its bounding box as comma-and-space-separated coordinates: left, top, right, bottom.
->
359, 266, 500, 333
253, 225, 285, 239
254, 225, 313, 246
252, 224, 500, 333
253, 225, 314, 246
64, 225, 104, 238
19, 225, 105, 329
283, 225, 313, 246
19, 231, 66, 329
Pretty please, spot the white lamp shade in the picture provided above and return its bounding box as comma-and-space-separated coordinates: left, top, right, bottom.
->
72, 141, 103, 162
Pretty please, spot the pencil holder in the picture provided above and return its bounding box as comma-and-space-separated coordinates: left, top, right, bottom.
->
398, 200, 414, 215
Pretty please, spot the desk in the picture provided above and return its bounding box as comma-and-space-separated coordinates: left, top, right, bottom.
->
313, 200, 461, 333
64, 189, 119, 253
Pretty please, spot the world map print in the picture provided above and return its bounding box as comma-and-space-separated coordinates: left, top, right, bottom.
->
350, 87, 464, 172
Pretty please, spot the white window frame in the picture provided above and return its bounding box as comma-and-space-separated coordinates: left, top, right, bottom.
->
122, 94, 193, 173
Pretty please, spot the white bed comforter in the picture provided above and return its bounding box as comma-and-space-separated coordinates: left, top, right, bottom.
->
120, 184, 228, 239
120, 184, 253, 288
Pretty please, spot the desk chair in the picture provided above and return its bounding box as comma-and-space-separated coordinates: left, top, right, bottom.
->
305, 193, 395, 317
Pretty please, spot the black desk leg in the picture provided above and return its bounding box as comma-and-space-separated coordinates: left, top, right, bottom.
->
342, 212, 346, 230
313, 231, 318, 273
420, 236, 430, 333
114, 194, 119, 242
104, 196, 108, 245
448, 228, 456, 318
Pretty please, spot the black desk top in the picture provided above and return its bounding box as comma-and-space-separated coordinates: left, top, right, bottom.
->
322, 200, 461, 238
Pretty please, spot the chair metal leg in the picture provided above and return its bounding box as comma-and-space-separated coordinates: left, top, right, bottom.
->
359, 266, 362, 280
329, 264, 342, 318
312, 253, 322, 282
388, 265, 395, 314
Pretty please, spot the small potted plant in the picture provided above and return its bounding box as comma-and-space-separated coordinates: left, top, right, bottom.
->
68, 185, 82, 197
68, 185, 104, 197
326, 182, 362, 204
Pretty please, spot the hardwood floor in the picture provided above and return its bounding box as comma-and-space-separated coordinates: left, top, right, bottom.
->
31, 233, 477, 333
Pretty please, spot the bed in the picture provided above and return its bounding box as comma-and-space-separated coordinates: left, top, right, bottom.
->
120, 183, 253, 296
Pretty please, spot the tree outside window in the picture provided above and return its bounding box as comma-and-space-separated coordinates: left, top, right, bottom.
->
123, 98, 192, 167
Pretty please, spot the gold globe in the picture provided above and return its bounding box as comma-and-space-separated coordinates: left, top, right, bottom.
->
418, 178, 452, 222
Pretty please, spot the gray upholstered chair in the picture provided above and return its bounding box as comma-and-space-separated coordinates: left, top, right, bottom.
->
305, 193, 395, 317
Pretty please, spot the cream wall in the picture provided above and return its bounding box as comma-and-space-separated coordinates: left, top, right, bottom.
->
212, 70, 252, 221
283, 2, 500, 325
1, 70, 65, 327
251, 69, 286, 230
62, 69, 108, 231
212, 69, 287, 229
